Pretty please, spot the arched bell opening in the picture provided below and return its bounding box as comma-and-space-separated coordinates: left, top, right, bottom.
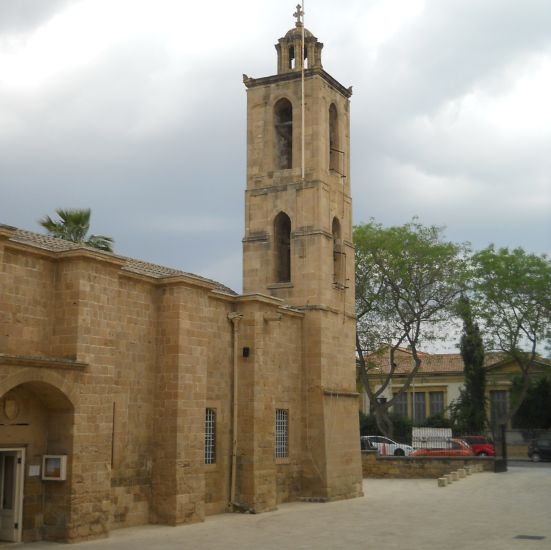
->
274, 98, 293, 170
329, 103, 341, 173
332, 217, 344, 287
274, 212, 292, 283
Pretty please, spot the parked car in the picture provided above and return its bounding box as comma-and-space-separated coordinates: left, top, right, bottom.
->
362, 435, 413, 456
528, 437, 551, 462
410, 438, 474, 457
360, 437, 376, 451
461, 435, 496, 457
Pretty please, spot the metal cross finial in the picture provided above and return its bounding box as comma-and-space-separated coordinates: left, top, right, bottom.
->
293, 4, 304, 25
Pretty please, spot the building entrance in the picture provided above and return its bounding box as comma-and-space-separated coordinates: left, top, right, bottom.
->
0, 449, 24, 542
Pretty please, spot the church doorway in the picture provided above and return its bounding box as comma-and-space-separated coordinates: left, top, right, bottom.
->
0, 448, 25, 543
0, 380, 74, 542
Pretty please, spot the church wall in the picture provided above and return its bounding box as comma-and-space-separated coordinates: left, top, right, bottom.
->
151, 283, 212, 526
232, 299, 304, 511
60, 258, 119, 542
0, 247, 56, 357
2, 234, 311, 541
270, 314, 303, 504
109, 276, 158, 530
204, 296, 233, 515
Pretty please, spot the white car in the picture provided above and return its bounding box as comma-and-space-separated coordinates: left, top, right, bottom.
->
363, 435, 413, 456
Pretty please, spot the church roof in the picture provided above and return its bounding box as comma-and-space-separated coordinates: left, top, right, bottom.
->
1, 224, 237, 296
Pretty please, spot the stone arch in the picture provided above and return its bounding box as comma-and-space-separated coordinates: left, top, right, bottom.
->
0, 371, 76, 542
274, 98, 293, 170
0, 369, 78, 410
274, 211, 292, 283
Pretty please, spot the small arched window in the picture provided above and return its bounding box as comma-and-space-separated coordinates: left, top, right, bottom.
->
329, 103, 340, 172
332, 217, 344, 286
274, 212, 291, 283
274, 98, 293, 170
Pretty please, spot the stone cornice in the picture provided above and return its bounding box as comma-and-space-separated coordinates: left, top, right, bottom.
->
0, 354, 88, 371
323, 388, 359, 398
236, 293, 285, 306
244, 68, 352, 99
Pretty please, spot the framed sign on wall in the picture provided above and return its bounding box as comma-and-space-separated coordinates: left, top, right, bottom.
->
42, 455, 67, 481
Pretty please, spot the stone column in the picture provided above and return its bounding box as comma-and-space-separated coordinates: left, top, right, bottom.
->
234, 303, 277, 512
150, 284, 207, 525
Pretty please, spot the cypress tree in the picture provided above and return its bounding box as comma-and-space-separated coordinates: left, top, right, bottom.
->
457, 295, 486, 433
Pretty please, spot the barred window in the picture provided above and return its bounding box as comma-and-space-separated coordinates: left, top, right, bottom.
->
275, 409, 289, 458
205, 408, 216, 465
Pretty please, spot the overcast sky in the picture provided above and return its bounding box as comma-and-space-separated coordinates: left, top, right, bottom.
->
1, 0, 550, 293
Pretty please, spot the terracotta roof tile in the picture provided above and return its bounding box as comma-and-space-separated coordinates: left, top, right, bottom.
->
364, 347, 507, 375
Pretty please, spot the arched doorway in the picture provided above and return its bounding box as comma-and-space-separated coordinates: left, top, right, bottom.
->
0, 381, 74, 543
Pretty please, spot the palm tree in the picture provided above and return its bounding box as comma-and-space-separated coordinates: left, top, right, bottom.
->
39, 208, 114, 252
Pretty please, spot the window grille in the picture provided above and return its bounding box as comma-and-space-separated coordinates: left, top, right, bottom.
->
205, 408, 216, 465
275, 409, 289, 458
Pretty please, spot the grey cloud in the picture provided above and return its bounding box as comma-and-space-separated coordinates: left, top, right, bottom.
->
1, 0, 550, 295
0, 0, 72, 33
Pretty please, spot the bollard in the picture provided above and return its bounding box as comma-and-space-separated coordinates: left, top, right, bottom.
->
458, 468, 466, 478
438, 477, 447, 487
451, 471, 459, 481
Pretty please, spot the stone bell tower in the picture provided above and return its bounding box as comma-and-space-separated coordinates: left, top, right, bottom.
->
242, 6, 362, 501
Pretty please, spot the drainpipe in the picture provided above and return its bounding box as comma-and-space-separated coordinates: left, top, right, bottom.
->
227, 312, 243, 511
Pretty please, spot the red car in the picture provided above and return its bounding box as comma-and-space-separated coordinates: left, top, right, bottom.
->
461, 435, 496, 457
410, 438, 474, 457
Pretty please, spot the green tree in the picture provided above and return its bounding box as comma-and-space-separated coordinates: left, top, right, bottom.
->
470, 246, 551, 424
450, 295, 486, 434
511, 375, 551, 432
39, 208, 114, 252
355, 219, 468, 436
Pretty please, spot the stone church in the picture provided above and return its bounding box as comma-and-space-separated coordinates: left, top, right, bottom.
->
0, 12, 362, 543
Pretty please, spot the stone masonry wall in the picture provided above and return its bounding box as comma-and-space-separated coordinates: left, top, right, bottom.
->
361, 451, 495, 479
1, 224, 357, 542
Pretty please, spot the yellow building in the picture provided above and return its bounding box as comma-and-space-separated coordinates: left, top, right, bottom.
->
359, 347, 551, 427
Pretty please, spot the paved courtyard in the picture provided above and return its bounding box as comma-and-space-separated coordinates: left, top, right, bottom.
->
9, 465, 551, 550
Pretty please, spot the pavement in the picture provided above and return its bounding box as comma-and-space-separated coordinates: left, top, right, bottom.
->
7, 464, 551, 550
